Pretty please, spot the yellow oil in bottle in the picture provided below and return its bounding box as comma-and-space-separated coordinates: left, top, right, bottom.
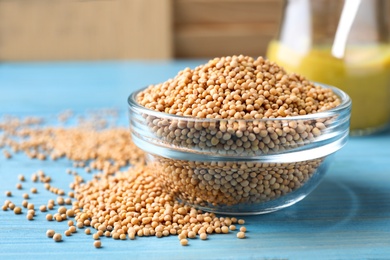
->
267, 40, 390, 133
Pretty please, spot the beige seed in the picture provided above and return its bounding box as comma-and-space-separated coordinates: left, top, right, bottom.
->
221, 226, 229, 234
238, 219, 245, 225
22, 200, 28, 208
199, 233, 207, 240
69, 226, 77, 233
53, 233, 62, 242
94, 241, 102, 248
22, 193, 29, 199
93, 233, 100, 240
237, 231, 246, 239
64, 230, 72, 236
13, 207, 22, 214
8, 203, 15, 210
39, 205, 47, 212
30, 187, 37, 194
239, 226, 247, 232
85, 228, 91, 235
5, 191, 12, 197
229, 225, 236, 231
26, 213, 34, 220
58, 206, 67, 214
27, 203, 34, 210
46, 229, 55, 237
180, 239, 188, 246
16, 183, 22, 190
18, 174, 25, 181
1, 205, 7, 211
46, 214, 53, 221
68, 220, 74, 227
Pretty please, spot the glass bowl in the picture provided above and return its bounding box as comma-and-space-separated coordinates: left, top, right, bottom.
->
128, 84, 351, 215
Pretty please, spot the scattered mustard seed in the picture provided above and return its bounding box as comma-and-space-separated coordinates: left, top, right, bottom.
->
5, 191, 12, 197
46, 229, 55, 237
16, 183, 22, 190
199, 233, 207, 240
237, 232, 246, 239
46, 214, 53, 221
13, 206, 22, 214
180, 239, 188, 246
53, 233, 62, 242
39, 205, 47, 212
94, 241, 102, 248
239, 226, 247, 233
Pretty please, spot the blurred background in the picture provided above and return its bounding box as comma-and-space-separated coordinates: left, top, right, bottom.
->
0, 0, 284, 60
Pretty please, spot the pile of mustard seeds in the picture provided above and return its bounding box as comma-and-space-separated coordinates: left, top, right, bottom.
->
137, 55, 341, 157
134, 55, 341, 208
0, 113, 247, 248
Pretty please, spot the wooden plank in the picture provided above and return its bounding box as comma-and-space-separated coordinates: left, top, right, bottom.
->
175, 23, 277, 58
174, 0, 283, 24
0, 0, 172, 60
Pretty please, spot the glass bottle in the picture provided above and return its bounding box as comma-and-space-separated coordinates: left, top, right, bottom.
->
267, 0, 390, 135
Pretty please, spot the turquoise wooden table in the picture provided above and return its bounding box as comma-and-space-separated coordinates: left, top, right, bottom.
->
0, 61, 389, 260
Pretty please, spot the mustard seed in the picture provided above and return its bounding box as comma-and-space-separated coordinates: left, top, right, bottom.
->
8, 203, 15, 210
93, 233, 100, 240
238, 219, 245, 225
13, 206, 22, 214
239, 226, 246, 232
64, 230, 72, 236
66, 209, 75, 217
58, 206, 67, 214
27, 203, 34, 210
180, 239, 188, 246
85, 228, 91, 235
22, 200, 28, 208
47, 203, 54, 210
18, 174, 25, 182
69, 226, 77, 233
5, 191, 12, 197
46, 229, 55, 237
16, 183, 22, 189
237, 231, 246, 239
199, 233, 207, 240
22, 193, 29, 199
229, 225, 236, 231
68, 220, 74, 227
31, 174, 38, 182
94, 241, 102, 248
39, 205, 47, 212
1, 205, 7, 211
46, 214, 53, 221
120, 234, 126, 240
30, 187, 37, 194
53, 233, 62, 242
221, 226, 229, 234
26, 213, 34, 220
187, 231, 196, 239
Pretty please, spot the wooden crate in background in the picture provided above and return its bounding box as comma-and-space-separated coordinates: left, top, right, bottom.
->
0, 0, 173, 60
173, 0, 284, 58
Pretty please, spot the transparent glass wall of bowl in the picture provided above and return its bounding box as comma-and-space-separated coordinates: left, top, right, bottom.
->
267, 0, 390, 135
127, 85, 351, 214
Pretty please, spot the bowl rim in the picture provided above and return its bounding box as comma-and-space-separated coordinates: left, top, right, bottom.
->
128, 83, 351, 122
